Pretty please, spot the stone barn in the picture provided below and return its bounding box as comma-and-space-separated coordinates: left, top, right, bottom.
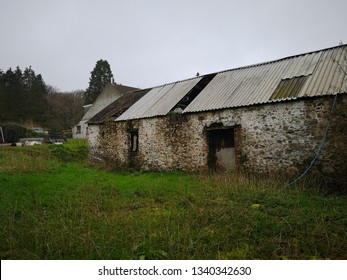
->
88, 45, 347, 187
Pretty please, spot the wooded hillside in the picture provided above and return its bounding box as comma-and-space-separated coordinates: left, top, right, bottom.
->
0, 66, 84, 131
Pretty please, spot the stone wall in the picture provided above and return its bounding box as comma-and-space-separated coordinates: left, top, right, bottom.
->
89, 94, 346, 185
88, 120, 129, 168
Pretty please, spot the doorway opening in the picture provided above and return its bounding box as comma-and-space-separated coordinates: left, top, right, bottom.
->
206, 126, 236, 170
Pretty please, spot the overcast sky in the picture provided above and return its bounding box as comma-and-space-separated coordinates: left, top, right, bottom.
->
1, 0, 347, 92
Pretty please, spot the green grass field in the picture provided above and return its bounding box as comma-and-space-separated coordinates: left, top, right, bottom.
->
0, 140, 346, 259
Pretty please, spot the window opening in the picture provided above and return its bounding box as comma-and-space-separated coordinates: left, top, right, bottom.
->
130, 130, 139, 153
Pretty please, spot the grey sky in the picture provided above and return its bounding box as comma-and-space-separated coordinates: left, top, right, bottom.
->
1, 0, 347, 92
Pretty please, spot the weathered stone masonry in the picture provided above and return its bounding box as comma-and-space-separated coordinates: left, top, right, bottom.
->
89, 94, 346, 183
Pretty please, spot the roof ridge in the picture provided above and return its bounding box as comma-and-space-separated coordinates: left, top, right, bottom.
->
214, 44, 347, 75
140, 44, 347, 89
143, 75, 202, 92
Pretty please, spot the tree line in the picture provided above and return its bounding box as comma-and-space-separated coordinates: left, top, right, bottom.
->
0, 66, 84, 132
0, 59, 113, 135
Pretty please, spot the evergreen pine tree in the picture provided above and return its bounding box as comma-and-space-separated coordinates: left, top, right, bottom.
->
85, 59, 113, 104
3, 68, 16, 120
13, 67, 25, 119
22, 67, 48, 124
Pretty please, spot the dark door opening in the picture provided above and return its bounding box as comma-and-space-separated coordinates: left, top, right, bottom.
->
207, 127, 235, 170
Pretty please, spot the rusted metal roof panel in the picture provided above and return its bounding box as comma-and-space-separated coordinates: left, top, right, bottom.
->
117, 77, 202, 120
184, 45, 347, 113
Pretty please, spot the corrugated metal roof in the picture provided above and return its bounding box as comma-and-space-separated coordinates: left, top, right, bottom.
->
88, 88, 151, 124
116, 77, 202, 120
282, 51, 321, 79
81, 83, 139, 121
183, 45, 347, 113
